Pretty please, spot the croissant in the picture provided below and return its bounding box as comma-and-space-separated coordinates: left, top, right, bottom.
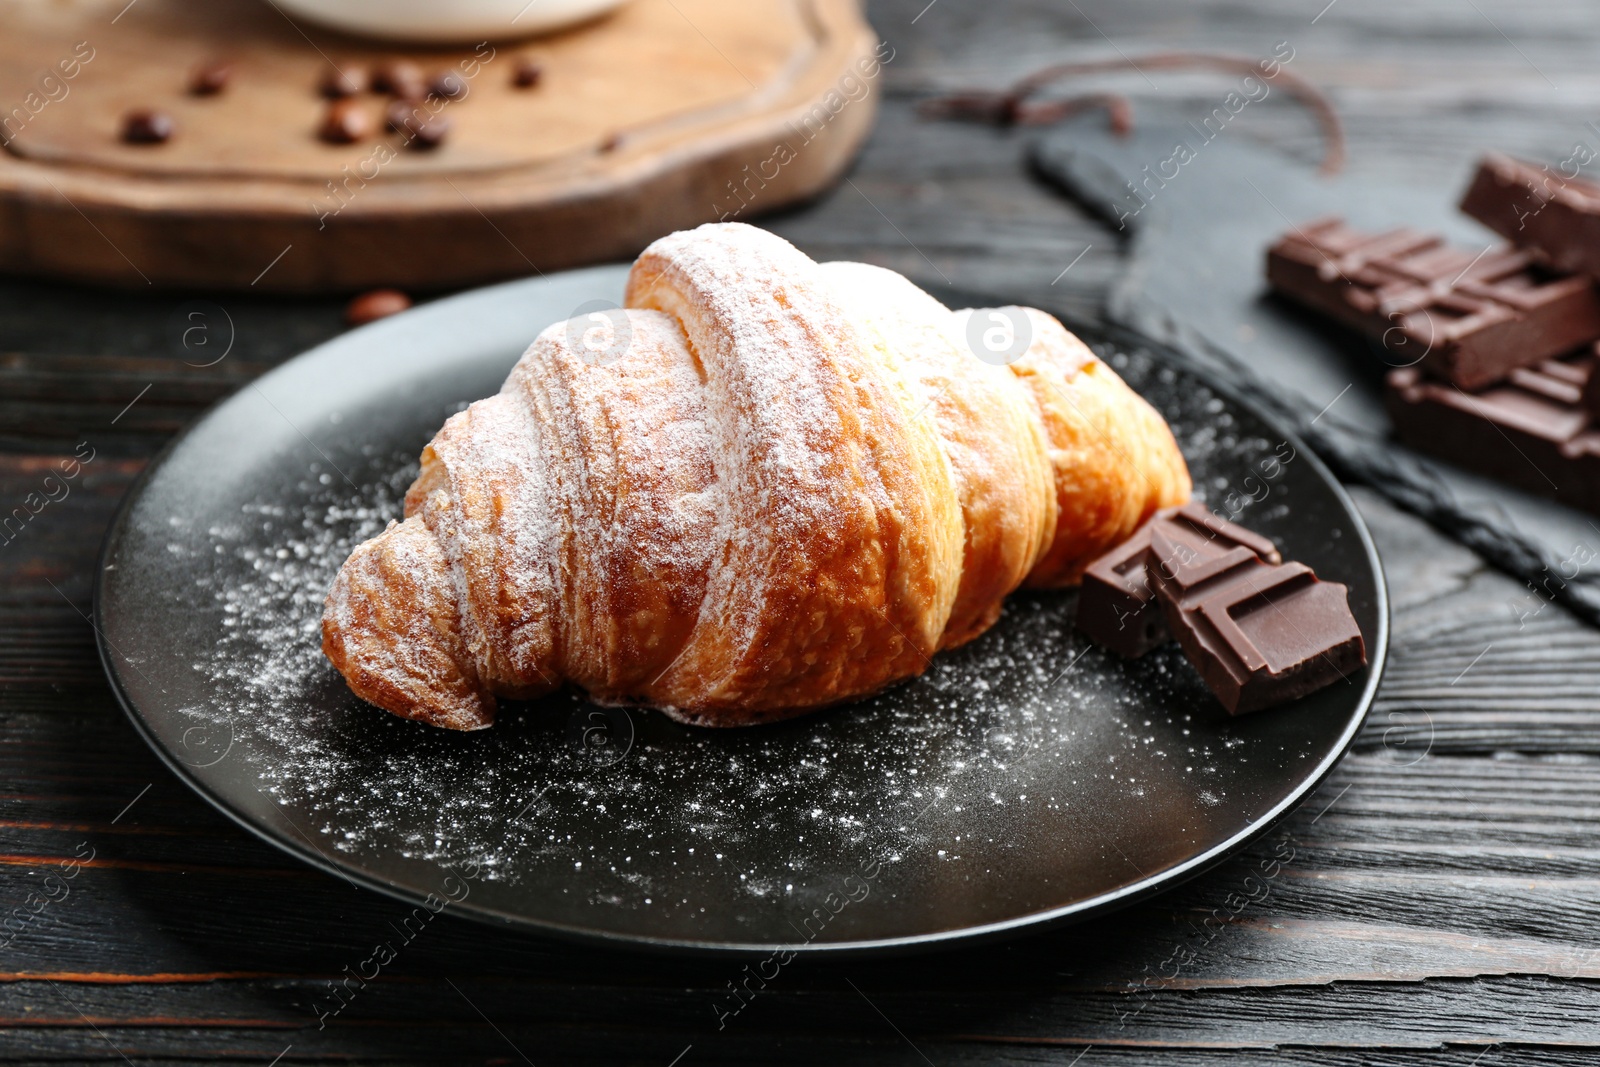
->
322, 223, 1190, 729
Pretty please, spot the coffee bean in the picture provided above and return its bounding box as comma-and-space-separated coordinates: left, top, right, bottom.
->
320, 65, 367, 98
429, 71, 467, 100
345, 289, 412, 326
410, 114, 453, 149
122, 109, 173, 145
318, 99, 372, 144
190, 60, 232, 96
372, 60, 425, 100
385, 100, 419, 134
386, 101, 452, 148
512, 57, 543, 88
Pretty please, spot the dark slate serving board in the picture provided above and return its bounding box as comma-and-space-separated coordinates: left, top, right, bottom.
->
1030, 116, 1600, 627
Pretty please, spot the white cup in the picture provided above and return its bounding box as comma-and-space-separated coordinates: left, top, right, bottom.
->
271, 0, 632, 42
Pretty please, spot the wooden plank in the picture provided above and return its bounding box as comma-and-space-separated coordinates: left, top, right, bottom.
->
0, 455, 143, 607
3, 974, 1600, 1056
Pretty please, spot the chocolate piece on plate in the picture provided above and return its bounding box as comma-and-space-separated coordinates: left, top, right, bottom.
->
1386, 354, 1600, 514
1148, 525, 1365, 715
1460, 152, 1600, 282
1076, 517, 1166, 659
1076, 502, 1280, 659
1266, 217, 1600, 390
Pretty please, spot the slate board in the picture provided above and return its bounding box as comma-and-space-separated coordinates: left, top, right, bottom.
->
1030, 115, 1600, 627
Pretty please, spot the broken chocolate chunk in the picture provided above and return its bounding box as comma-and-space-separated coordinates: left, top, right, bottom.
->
1266, 217, 1600, 390
1076, 502, 1280, 659
1148, 526, 1365, 715
1460, 152, 1600, 283
1385, 354, 1600, 514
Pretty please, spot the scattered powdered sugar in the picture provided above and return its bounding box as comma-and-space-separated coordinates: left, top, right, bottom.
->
162, 337, 1324, 942
180, 453, 416, 791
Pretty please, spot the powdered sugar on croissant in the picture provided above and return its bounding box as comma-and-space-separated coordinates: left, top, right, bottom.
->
322, 223, 1190, 729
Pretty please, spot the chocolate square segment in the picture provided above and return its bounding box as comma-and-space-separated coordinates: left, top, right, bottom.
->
1154, 502, 1282, 567
1148, 528, 1366, 715
1460, 153, 1600, 283
1266, 217, 1600, 390
1075, 502, 1281, 658
1583, 343, 1600, 419
1075, 519, 1165, 658
1385, 353, 1600, 514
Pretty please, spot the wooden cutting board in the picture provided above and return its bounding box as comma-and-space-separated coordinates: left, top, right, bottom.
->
0, 0, 880, 292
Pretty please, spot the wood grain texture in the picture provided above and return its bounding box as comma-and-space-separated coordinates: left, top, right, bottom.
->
0, 0, 880, 292
5, 0, 1600, 1061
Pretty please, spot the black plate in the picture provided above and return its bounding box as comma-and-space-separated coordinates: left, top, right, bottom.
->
95, 264, 1388, 956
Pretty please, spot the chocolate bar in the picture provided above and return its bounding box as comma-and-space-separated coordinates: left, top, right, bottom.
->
1266, 217, 1600, 390
1583, 343, 1600, 418
1460, 153, 1600, 282
1385, 354, 1600, 514
1075, 503, 1281, 658
1148, 527, 1366, 715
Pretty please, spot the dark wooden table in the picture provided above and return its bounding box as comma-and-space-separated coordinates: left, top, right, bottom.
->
7, 1, 1600, 1062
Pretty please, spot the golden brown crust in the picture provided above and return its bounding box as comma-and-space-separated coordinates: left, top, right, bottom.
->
1003, 308, 1192, 587
622, 226, 963, 722
321, 515, 494, 731
321, 223, 1190, 729
505, 310, 719, 697
819, 263, 1056, 650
